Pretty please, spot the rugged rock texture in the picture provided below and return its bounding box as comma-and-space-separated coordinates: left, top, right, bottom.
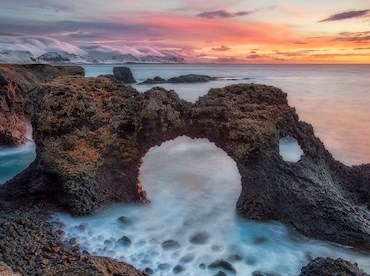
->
1, 77, 369, 252
113, 66, 136, 83
0, 64, 84, 146
299, 257, 369, 276
0, 202, 144, 276
0, 261, 20, 276
0, 66, 369, 274
138, 74, 217, 85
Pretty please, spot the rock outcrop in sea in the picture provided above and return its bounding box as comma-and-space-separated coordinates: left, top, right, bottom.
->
139, 74, 217, 84
113, 66, 136, 83
299, 257, 368, 276
0, 64, 369, 274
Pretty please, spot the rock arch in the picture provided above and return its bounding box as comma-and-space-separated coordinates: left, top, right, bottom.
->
1, 74, 370, 252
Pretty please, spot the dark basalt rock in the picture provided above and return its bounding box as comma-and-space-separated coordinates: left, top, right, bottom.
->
113, 66, 136, 83
0, 65, 370, 274
167, 74, 217, 83
139, 76, 166, 85
208, 259, 236, 273
1, 75, 369, 252
162, 240, 180, 250
138, 74, 217, 85
189, 231, 210, 244
299, 257, 369, 276
173, 264, 185, 274
118, 236, 131, 247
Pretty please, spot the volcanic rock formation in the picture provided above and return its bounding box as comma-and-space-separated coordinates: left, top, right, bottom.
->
0, 64, 84, 146
113, 66, 136, 83
299, 257, 369, 276
0, 65, 369, 274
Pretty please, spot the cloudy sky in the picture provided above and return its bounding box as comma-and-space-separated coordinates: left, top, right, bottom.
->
0, 0, 369, 63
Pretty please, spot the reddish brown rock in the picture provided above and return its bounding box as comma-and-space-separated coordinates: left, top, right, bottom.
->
0, 66, 369, 275
0, 64, 84, 146
1, 76, 369, 251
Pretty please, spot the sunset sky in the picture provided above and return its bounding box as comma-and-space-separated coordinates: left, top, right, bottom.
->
0, 0, 369, 63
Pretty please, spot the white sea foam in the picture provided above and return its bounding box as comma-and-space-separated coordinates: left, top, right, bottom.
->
0, 139, 36, 184
53, 136, 370, 275
279, 137, 303, 162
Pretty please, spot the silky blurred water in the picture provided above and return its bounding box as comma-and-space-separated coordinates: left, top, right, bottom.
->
1, 64, 370, 275
54, 137, 370, 275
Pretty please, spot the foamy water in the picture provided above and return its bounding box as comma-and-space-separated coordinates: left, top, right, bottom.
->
279, 137, 303, 163
53, 137, 370, 275
1, 65, 369, 275
0, 140, 36, 184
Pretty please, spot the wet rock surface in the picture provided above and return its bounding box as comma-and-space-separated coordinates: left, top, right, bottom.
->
299, 257, 369, 276
0, 64, 84, 146
0, 203, 144, 275
0, 65, 369, 274
113, 66, 136, 83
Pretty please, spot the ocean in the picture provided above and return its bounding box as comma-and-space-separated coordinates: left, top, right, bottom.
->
1, 64, 370, 275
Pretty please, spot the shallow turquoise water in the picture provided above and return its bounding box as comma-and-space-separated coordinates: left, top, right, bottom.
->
1, 64, 370, 275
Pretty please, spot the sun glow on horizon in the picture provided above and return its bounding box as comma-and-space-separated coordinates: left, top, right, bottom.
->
0, 0, 369, 63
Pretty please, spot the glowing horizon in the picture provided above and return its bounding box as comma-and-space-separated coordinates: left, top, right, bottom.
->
0, 0, 369, 63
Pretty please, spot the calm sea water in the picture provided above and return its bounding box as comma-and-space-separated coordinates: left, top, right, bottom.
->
84, 64, 370, 166
1, 64, 370, 275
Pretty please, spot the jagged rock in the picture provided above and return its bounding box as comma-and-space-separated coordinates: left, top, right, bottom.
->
299, 257, 369, 276
0, 64, 84, 146
0, 65, 370, 275
1, 74, 369, 251
113, 66, 136, 83
167, 74, 217, 83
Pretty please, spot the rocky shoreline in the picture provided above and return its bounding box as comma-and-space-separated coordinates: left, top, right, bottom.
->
0, 64, 369, 275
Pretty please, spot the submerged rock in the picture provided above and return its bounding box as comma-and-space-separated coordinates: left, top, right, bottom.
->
118, 236, 131, 247
162, 240, 180, 250
208, 259, 236, 274
189, 231, 210, 244
173, 264, 185, 274
113, 66, 136, 83
299, 257, 368, 276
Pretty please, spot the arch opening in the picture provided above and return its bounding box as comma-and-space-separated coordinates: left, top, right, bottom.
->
53, 136, 370, 275
279, 136, 304, 162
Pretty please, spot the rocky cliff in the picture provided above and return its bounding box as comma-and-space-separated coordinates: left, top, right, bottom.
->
0, 64, 84, 146
0, 65, 369, 274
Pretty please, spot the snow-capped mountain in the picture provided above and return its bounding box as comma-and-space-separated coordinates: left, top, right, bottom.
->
0, 50, 36, 64
0, 49, 185, 64
37, 51, 87, 64
140, 55, 184, 63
